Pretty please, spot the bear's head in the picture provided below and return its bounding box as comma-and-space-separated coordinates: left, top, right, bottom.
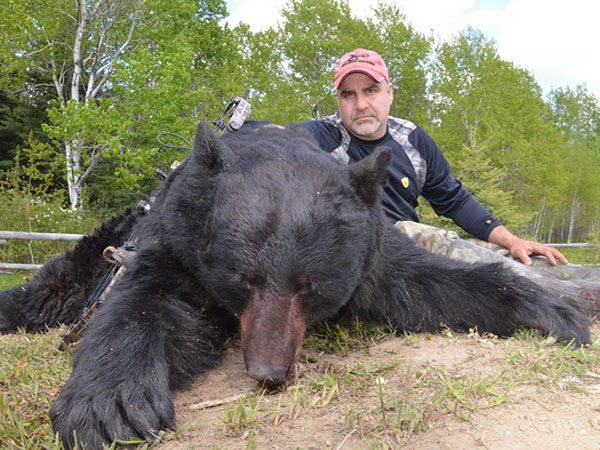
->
194, 122, 392, 385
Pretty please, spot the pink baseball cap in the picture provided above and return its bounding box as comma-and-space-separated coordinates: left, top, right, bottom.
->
333, 48, 390, 89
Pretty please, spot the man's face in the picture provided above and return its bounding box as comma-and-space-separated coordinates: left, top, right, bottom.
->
336, 73, 393, 141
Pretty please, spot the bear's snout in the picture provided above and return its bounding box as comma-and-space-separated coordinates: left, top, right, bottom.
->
240, 292, 306, 385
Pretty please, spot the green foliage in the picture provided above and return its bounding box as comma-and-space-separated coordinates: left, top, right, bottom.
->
539, 85, 600, 242
0, 88, 51, 177
0, 271, 34, 290
0, 0, 65, 90
91, 0, 236, 209
549, 84, 600, 145
0, 135, 102, 264
370, 3, 432, 124
0, 0, 233, 210
419, 129, 532, 235
424, 28, 599, 239
0, 328, 71, 450
0, 194, 100, 265
238, 0, 432, 126
43, 98, 162, 209
429, 28, 549, 176
452, 131, 533, 231
277, 0, 371, 119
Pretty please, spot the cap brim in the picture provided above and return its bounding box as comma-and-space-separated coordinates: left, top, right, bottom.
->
334, 69, 386, 89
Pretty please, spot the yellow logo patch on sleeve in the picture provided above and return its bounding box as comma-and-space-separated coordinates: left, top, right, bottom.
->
401, 177, 409, 188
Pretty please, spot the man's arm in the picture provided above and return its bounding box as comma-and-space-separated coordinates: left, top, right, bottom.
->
410, 126, 501, 241
488, 225, 568, 266
407, 126, 569, 266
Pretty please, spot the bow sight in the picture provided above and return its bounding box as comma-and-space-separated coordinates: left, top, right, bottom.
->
212, 92, 251, 135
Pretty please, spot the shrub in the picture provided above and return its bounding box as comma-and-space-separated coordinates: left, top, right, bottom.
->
0, 134, 103, 265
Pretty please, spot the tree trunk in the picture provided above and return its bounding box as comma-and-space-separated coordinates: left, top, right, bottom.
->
560, 204, 568, 242
72, 0, 87, 104
531, 196, 546, 241
567, 188, 579, 244
63, 0, 88, 210
546, 218, 554, 243
65, 140, 84, 209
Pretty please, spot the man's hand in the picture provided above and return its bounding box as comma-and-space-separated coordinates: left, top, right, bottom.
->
488, 225, 568, 266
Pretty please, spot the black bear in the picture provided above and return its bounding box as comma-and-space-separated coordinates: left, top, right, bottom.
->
0, 122, 591, 448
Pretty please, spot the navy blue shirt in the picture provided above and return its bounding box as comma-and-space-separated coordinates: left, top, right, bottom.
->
293, 116, 502, 241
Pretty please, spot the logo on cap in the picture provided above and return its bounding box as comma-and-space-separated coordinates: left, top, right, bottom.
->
341, 53, 374, 67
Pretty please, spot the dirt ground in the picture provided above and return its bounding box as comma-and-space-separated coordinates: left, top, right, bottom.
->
159, 322, 600, 450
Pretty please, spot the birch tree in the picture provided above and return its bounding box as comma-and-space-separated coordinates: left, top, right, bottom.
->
1, 0, 142, 208
68, 1, 141, 208
1, 0, 229, 210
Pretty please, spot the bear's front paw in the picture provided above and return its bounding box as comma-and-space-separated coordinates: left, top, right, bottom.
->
50, 377, 175, 449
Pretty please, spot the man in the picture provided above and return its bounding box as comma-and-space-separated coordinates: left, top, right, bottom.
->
295, 48, 600, 314
299, 48, 565, 266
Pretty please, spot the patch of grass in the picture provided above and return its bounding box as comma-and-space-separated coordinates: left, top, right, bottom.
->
341, 369, 435, 446
219, 390, 267, 434
217, 390, 271, 450
0, 271, 35, 291
303, 317, 394, 355
285, 382, 309, 420
0, 327, 194, 449
561, 246, 600, 266
326, 351, 512, 446
112, 422, 197, 449
504, 327, 600, 388
0, 328, 70, 450
424, 368, 511, 420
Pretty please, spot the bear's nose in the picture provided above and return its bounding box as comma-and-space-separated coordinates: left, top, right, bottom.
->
246, 363, 288, 386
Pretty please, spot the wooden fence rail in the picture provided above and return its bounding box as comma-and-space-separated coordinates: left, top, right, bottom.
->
0, 231, 84, 271
547, 243, 595, 248
0, 231, 84, 241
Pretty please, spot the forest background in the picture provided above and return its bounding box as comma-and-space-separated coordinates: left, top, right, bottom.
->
1, 0, 599, 266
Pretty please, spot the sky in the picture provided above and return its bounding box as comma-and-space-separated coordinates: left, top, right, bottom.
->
224, 0, 600, 101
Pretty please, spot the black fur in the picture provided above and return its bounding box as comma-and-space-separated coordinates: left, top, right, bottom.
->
0, 122, 590, 448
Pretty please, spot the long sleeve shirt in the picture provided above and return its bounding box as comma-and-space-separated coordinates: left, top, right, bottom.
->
293, 113, 501, 241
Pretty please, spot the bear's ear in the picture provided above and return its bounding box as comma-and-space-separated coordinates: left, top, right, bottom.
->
347, 146, 392, 206
192, 121, 234, 172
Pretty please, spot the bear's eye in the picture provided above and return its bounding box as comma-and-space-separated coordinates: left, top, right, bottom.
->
245, 272, 265, 290
292, 274, 313, 297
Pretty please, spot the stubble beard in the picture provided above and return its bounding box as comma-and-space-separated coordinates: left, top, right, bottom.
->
350, 118, 382, 138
